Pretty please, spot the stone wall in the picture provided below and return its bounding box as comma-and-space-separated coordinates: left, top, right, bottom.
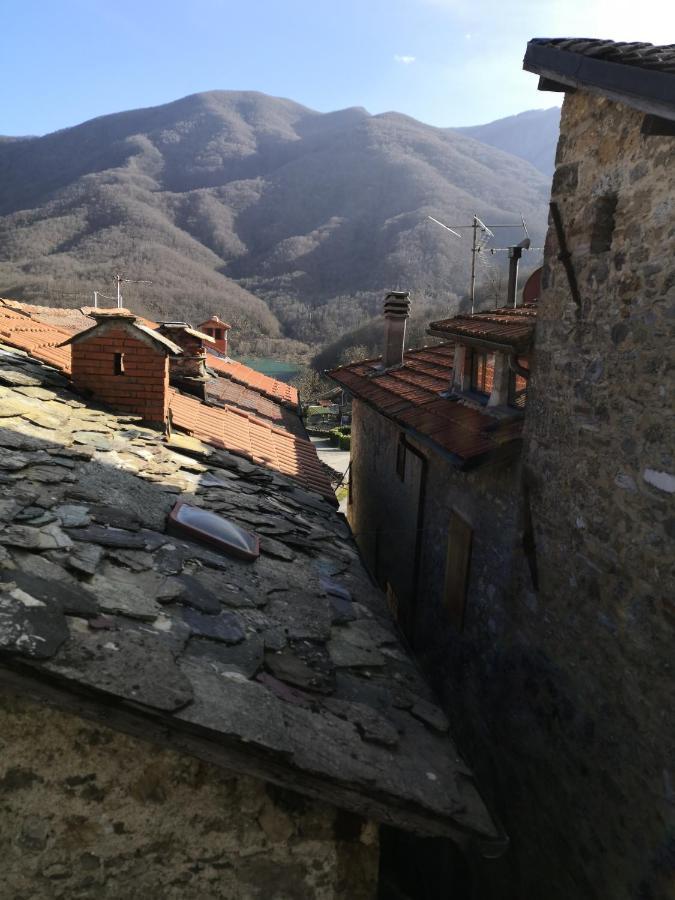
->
430, 91, 675, 900
509, 90, 674, 900
0, 690, 378, 900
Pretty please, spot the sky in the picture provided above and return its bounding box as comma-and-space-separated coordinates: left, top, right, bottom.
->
3, 0, 673, 136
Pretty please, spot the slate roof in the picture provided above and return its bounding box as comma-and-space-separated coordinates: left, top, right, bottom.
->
0, 343, 501, 846
329, 343, 522, 467
524, 38, 675, 120
0, 302, 327, 497
428, 304, 537, 351
206, 352, 299, 408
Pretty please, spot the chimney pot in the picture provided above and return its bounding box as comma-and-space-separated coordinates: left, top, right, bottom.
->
382, 291, 411, 369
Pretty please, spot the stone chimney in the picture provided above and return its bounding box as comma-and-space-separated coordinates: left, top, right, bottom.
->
157, 323, 215, 384
61, 310, 181, 424
382, 291, 411, 369
197, 316, 231, 356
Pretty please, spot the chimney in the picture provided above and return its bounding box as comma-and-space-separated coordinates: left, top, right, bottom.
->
197, 315, 231, 356
60, 310, 181, 424
382, 291, 411, 369
506, 238, 530, 308
157, 322, 214, 386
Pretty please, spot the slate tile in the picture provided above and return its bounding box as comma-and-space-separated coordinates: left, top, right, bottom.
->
182, 608, 245, 645
0, 571, 98, 618
44, 627, 193, 712
185, 634, 263, 678
0, 590, 69, 659
176, 659, 293, 755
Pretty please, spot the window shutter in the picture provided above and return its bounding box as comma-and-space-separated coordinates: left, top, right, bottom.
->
443, 511, 473, 630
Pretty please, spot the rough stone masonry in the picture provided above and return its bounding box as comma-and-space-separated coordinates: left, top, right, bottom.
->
447, 89, 675, 900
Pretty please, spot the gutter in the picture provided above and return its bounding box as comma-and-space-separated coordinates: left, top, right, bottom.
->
426, 329, 530, 356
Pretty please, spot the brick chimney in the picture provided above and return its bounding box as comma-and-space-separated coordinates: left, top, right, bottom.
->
61, 310, 181, 424
382, 291, 411, 369
197, 316, 231, 356
157, 322, 216, 384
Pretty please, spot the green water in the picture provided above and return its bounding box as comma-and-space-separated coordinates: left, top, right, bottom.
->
239, 357, 301, 384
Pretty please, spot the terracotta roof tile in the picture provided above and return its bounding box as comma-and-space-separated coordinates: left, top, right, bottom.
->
168, 389, 334, 501
0, 302, 329, 500
206, 352, 299, 407
428, 303, 537, 350
0, 304, 73, 373
329, 342, 522, 466
204, 378, 306, 438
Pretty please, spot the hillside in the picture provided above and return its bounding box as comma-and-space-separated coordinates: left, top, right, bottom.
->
0, 91, 550, 355
455, 107, 561, 176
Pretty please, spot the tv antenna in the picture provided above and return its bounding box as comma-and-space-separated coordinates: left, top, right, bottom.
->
428, 213, 529, 313
112, 273, 153, 309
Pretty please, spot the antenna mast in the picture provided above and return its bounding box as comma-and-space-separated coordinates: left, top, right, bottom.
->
112, 273, 153, 309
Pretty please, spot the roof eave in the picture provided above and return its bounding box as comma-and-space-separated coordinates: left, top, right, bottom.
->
523, 41, 675, 121
426, 328, 531, 355
0, 661, 505, 849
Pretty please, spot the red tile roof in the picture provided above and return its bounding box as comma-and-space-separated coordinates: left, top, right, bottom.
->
0, 300, 331, 500
205, 378, 307, 438
0, 303, 73, 372
428, 303, 537, 350
329, 343, 522, 467
206, 352, 299, 407
168, 389, 334, 500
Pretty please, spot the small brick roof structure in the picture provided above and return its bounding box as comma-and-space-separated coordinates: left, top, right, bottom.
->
0, 342, 503, 847
198, 314, 231, 331
206, 352, 299, 408
329, 342, 522, 468
427, 303, 537, 351
60, 310, 183, 356
523, 38, 675, 121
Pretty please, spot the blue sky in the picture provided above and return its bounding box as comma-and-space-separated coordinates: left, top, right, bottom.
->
3, 0, 672, 136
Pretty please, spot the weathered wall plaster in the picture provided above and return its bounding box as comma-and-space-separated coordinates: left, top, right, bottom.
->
0, 691, 378, 900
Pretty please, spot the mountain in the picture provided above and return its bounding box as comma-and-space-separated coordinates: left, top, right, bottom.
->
0, 91, 551, 355
455, 107, 561, 177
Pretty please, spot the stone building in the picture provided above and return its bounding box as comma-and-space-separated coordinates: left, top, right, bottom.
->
0, 303, 504, 898
335, 37, 675, 900
329, 293, 536, 646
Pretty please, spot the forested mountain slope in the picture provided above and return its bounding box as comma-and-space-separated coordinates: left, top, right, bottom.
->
0, 91, 550, 351
455, 107, 561, 177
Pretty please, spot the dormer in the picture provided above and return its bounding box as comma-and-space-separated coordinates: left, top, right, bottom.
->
60, 310, 181, 424
197, 315, 231, 356
428, 301, 536, 411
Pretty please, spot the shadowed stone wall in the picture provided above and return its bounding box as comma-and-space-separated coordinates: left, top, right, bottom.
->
442, 91, 675, 900
0, 691, 378, 900
507, 90, 675, 900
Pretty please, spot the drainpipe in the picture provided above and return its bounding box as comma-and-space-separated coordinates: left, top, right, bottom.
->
382, 291, 411, 368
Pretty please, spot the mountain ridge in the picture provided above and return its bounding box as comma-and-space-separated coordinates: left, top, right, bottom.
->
0, 90, 551, 356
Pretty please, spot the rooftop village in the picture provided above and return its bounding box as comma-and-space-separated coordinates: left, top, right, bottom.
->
0, 37, 673, 900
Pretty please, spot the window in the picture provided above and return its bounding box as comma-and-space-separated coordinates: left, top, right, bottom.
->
113, 352, 125, 375
508, 372, 528, 409
470, 351, 495, 396
443, 511, 473, 631
396, 436, 406, 481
